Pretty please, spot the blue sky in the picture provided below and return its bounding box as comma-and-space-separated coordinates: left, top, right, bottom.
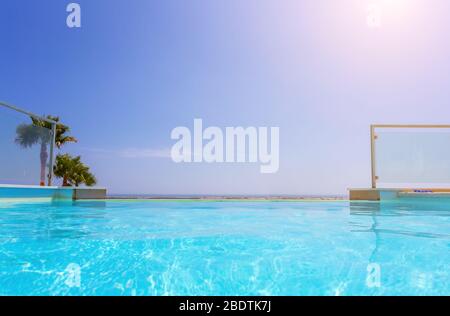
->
1, 0, 450, 195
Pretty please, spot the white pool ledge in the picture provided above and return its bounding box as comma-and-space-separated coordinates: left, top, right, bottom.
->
0, 185, 106, 201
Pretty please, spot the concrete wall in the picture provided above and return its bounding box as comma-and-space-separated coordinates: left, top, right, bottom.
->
0, 185, 107, 201
349, 189, 381, 201
349, 188, 403, 201
0, 185, 73, 201
73, 188, 107, 200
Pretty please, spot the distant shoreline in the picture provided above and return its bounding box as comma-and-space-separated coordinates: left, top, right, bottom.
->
107, 195, 346, 201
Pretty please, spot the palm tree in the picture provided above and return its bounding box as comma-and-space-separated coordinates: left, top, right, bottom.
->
44, 115, 77, 149
15, 115, 77, 186
54, 154, 96, 187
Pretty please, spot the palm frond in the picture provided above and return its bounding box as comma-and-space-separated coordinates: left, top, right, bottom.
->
54, 154, 97, 187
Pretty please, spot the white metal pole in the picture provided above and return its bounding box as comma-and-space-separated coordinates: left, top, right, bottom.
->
370, 125, 377, 189
48, 122, 57, 186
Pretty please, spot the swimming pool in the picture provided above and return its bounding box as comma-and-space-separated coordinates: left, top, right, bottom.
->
0, 199, 448, 296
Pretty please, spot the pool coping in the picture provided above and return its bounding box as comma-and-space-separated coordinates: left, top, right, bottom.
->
0, 185, 107, 201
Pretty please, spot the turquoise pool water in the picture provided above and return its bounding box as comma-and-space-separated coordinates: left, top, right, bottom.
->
0, 199, 449, 296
